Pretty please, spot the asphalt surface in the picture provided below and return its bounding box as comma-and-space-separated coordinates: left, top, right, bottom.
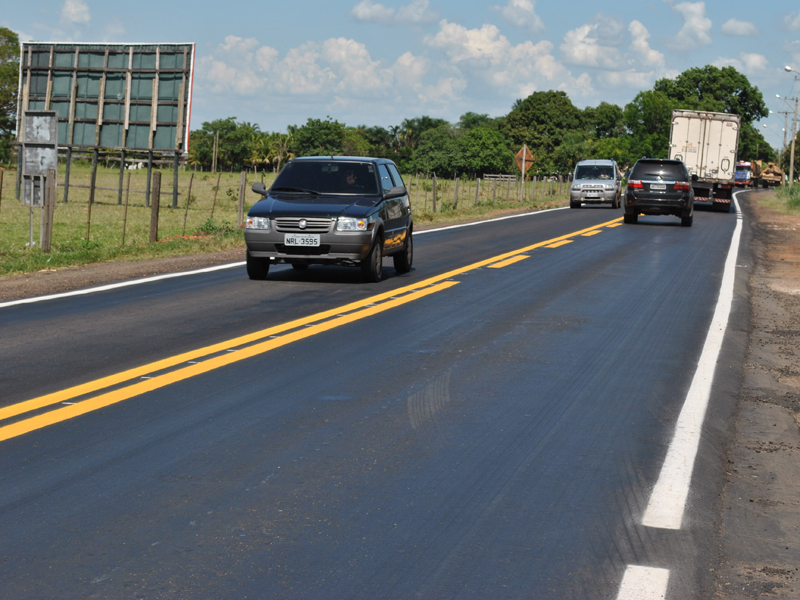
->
0, 203, 749, 599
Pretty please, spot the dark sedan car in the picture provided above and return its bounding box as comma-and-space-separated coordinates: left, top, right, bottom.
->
244, 157, 413, 282
624, 158, 695, 227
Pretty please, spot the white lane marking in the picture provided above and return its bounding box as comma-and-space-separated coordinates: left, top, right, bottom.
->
0, 262, 246, 310
0, 207, 569, 310
617, 565, 670, 600
642, 192, 744, 530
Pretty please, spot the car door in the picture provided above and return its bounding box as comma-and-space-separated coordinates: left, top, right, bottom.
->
386, 163, 410, 248
378, 163, 401, 250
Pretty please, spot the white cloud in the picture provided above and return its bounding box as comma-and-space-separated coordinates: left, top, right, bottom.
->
350, 0, 438, 25
783, 11, 800, 32
629, 20, 664, 67
425, 20, 592, 99
560, 15, 626, 69
720, 18, 759, 36
668, 1, 712, 49
492, 0, 545, 34
712, 52, 768, 75
61, 0, 90, 24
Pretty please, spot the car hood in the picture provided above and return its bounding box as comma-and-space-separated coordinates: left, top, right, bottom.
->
249, 193, 380, 218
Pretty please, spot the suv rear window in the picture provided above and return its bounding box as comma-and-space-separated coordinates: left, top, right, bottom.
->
630, 161, 687, 181
273, 161, 379, 195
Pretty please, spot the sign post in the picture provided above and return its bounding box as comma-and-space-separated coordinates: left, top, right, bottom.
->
515, 145, 534, 201
21, 110, 58, 247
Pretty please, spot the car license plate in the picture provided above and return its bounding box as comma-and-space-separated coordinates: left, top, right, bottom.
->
650, 184, 666, 190
585, 193, 600, 198
284, 233, 320, 247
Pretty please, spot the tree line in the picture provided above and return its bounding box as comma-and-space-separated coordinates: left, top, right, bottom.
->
188, 65, 781, 178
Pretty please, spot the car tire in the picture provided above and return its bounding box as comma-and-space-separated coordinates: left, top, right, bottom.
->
570, 201, 581, 209
393, 230, 413, 274
361, 235, 383, 283
681, 214, 693, 227
246, 250, 269, 280
623, 212, 638, 224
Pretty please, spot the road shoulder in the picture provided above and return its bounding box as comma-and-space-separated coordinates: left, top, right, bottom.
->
714, 191, 800, 598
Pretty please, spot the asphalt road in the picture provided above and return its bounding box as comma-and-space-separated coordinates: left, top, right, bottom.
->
0, 203, 749, 599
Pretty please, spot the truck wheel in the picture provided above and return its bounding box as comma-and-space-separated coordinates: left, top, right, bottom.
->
681, 215, 693, 227
361, 236, 383, 283
623, 213, 638, 224
246, 250, 270, 280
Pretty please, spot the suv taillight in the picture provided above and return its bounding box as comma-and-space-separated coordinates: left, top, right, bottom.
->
628, 180, 643, 189
674, 182, 690, 190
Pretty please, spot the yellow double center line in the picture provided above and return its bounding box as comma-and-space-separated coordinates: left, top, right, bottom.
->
0, 217, 622, 443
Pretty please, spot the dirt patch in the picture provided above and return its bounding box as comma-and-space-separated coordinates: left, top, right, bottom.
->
714, 192, 800, 599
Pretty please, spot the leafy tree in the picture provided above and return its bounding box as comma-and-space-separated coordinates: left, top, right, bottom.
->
502, 91, 583, 163
583, 102, 625, 139
653, 65, 768, 125
623, 90, 679, 158
399, 116, 450, 149
458, 112, 500, 131
458, 126, 514, 174
289, 117, 346, 156
189, 117, 255, 171
0, 28, 20, 164
412, 125, 462, 175
342, 126, 371, 156
738, 123, 776, 162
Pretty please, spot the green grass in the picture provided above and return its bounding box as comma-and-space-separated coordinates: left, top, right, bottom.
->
0, 165, 569, 278
759, 185, 800, 216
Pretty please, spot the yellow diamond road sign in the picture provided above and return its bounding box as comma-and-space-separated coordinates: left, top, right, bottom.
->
515, 146, 534, 172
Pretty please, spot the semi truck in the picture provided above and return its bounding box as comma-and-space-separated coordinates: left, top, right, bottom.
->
668, 109, 741, 213
734, 161, 756, 187
754, 160, 785, 187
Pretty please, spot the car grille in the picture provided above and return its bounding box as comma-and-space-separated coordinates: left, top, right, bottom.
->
275, 244, 332, 256
275, 217, 333, 233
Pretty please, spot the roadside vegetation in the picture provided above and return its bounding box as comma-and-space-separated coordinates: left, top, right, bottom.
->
760, 185, 800, 216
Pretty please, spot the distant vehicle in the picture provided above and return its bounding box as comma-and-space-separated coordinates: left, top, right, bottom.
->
734, 161, 756, 187
624, 158, 695, 227
244, 157, 413, 283
569, 159, 622, 209
668, 109, 740, 213
754, 160, 785, 187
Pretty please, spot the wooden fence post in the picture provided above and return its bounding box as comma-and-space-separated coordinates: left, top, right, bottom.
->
210, 171, 221, 219
474, 178, 480, 206
492, 179, 497, 203
182, 172, 194, 236
41, 168, 56, 252
0, 170, 4, 214
121, 171, 131, 246
149, 171, 161, 243
453, 176, 459, 209
432, 175, 437, 212
238, 170, 246, 226
505, 178, 511, 203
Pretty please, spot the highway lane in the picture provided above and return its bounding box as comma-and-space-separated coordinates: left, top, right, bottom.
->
0, 204, 748, 599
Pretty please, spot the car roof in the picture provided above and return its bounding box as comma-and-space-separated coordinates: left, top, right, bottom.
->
635, 158, 683, 164
290, 156, 395, 165
575, 159, 616, 166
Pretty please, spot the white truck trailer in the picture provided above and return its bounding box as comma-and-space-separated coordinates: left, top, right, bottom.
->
668, 109, 741, 213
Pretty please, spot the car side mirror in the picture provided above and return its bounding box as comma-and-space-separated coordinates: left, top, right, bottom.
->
384, 186, 407, 199
691, 174, 698, 182
252, 182, 268, 196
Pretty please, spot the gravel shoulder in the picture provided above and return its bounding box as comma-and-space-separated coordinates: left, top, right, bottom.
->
714, 191, 800, 598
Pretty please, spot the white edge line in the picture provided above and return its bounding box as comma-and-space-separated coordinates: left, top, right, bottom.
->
616, 565, 670, 600
1, 206, 569, 310
641, 192, 744, 530
0, 262, 246, 310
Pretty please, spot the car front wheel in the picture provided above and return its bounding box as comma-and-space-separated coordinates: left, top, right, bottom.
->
361, 236, 383, 283
681, 214, 693, 227
246, 250, 269, 280
393, 230, 413, 274
623, 212, 638, 224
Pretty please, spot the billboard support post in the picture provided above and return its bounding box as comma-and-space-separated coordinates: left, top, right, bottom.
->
118, 149, 126, 205
145, 151, 153, 207
172, 152, 179, 208
63, 148, 72, 203
89, 148, 98, 205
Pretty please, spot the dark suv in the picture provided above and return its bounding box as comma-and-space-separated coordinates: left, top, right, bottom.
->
624, 158, 694, 227
245, 157, 413, 282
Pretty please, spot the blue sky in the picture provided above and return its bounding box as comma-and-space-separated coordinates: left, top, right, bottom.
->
4, 0, 800, 149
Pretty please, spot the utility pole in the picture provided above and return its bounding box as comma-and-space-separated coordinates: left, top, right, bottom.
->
791, 97, 798, 186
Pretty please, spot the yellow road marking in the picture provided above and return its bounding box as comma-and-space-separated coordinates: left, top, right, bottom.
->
0, 282, 458, 443
581, 230, 602, 237
546, 240, 573, 248
0, 215, 622, 442
488, 255, 529, 269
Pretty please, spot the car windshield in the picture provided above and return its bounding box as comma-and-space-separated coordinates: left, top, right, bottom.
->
271, 161, 380, 195
630, 162, 686, 181
575, 165, 614, 180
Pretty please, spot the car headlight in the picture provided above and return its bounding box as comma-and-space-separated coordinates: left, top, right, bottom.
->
245, 216, 270, 230
336, 217, 368, 231
604, 184, 616, 189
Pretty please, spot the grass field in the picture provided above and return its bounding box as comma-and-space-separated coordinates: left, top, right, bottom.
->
0, 163, 569, 278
